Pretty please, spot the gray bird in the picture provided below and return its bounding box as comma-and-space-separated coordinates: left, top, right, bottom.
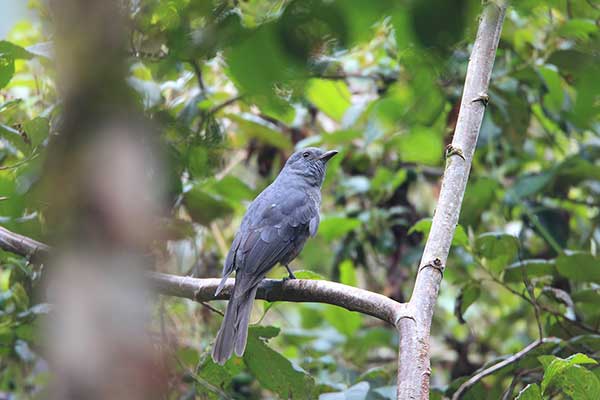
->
212, 147, 338, 364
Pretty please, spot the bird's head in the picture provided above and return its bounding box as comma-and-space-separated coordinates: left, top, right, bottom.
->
281, 147, 338, 187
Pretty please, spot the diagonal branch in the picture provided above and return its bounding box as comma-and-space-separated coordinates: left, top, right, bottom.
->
0, 225, 407, 327
397, 2, 508, 399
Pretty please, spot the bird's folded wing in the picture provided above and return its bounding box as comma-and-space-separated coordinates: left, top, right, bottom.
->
232, 188, 317, 296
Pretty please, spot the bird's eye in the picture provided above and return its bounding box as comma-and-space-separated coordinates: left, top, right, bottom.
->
302, 152, 310, 158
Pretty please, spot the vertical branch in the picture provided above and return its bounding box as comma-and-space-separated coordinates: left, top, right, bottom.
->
397, 2, 508, 399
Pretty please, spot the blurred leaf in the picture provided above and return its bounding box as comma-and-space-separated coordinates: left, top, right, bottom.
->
408, 218, 468, 247
244, 326, 317, 398
226, 23, 304, 98
294, 270, 326, 280
516, 384, 542, 400
184, 184, 234, 226
208, 175, 256, 203
503, 259, 556, 283
318, 217, 361, 241
320, 381, 370, 400
227, 113, 293, 150
339, 260, 357, 286
0, 41, 33, 60
10, 283, 29, 311
22, 117, 49, 148
305, 79, 351, 122
370, 168, 407, 201
475, 233, 519, 274
556, 253, 600, 283
340, 176, 370, 197
557, 19, 597, 41
0, 53, 15, 89
395, 126, 443, 166
323, 305, 362, 337
505, 171, 554, 204
460, 177, 500, 227
372, 385, 396, 400
455, 283, 480, 324
538, 66, 564, 114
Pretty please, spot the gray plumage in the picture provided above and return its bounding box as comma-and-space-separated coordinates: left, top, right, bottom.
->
212, 147, 338, 364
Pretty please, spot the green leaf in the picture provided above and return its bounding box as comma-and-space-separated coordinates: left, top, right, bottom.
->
339, 260, 357, 286
503, 259, 556, 283
516, 384, 542, 400
454, 283, 481, 323
305, 79, 351, 122
22, 117, 49, 148
556, 253, 600, 283
540, 353, 598, 394
0, 41, 33, 60
184, 185, 234, 226
475, 233, 519, 274
244, 326, 317, 399
318, 216, 361, 241
196, 354, 245, 396
0, 54, 15, 89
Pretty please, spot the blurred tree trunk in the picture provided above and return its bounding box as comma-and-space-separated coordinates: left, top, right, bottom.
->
43, 1, 167, 398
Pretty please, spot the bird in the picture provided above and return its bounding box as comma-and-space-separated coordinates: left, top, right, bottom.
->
211, 147, 338, 364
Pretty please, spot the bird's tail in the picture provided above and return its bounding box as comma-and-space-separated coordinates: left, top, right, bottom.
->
211, 281, 258, 365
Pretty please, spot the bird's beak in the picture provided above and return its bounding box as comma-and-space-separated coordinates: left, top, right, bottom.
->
318, 150, 338, 163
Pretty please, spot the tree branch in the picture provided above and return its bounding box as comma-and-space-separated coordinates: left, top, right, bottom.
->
148, 272, 407, 326
0, 225, 407, 328
397, 2, 508, 399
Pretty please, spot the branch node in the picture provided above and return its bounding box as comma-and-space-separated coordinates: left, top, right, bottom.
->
445, 145, 465, 161
418, 258, 445, 276
471, 92, 490, 106
394, 304, 416, 329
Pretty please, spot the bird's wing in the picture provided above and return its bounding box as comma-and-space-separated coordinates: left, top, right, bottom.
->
232, 187, 318, 296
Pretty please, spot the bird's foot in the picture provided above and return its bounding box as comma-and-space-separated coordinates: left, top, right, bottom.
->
284, 265, 296, 280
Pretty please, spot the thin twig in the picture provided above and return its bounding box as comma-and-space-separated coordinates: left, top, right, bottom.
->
209, 95, 243, 114
200, 301, 224, 316
189, 59, 206, 93
452, 338, 548, 400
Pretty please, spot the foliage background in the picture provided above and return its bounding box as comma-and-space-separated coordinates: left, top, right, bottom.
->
0, 0, 599, 398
